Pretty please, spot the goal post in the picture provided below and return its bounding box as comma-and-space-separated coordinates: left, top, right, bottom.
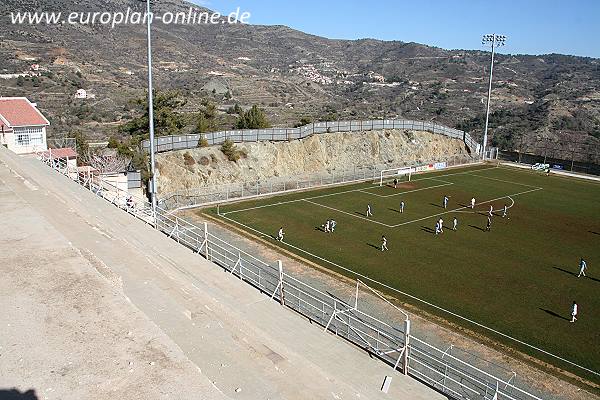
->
378, 166, 413, 187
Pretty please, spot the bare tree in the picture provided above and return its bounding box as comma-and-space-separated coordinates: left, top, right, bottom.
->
87, 149, 131, 174
47, 135, 77, 150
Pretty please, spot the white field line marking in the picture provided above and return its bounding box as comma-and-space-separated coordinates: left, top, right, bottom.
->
219, 208, 599, 378
303, 199, 396, 228
309, 187, 539, 229
221, 186, 370, 216
453, 195, 515, 214
359, 179, 454, 198
466, 173, 543, 189
389, 188, 542, 228
223, 166, 497, 216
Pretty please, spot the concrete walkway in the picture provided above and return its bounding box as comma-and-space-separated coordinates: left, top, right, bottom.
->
0, 146, 446, 399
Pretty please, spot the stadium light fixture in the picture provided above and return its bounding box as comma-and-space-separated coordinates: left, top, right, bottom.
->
142, 0, 158, 215
481, 33, 507, 159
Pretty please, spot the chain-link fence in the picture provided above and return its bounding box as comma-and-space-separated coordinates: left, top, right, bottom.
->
36, 150, 547, 400
141, 119, 479, 154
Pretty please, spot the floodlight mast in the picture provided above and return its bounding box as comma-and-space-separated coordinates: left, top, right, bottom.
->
481, 34, 506, 159
145, 0, 158, 214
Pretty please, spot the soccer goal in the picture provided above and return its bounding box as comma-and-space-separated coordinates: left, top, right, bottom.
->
378, 166, 413, 186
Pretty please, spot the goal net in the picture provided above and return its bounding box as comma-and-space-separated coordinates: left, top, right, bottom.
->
378, 166, 413, 187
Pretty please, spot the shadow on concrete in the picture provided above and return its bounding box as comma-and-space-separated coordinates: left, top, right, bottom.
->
0, 389, 39, 400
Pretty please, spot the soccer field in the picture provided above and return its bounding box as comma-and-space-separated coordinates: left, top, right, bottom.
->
205, 164, 600, 383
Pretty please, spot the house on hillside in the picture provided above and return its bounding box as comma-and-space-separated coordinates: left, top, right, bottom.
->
75, 89, 87, 99
0, 97, 50, 154
74, 89, 96, 99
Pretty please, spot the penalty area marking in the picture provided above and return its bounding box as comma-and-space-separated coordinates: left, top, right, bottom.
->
389, 187, 542, 227
453, 195, 516, 214
260, 186, 543, 230
221, 167, 497, 217
222, 166, 497, 217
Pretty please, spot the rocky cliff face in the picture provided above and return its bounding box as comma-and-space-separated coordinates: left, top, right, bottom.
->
155, 130, 468, 194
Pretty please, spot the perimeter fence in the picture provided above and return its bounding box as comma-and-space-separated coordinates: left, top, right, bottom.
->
141, 119, 479, 154
498, 150, 600, 176
37, 151, 544, 400
159, 152, 485, 210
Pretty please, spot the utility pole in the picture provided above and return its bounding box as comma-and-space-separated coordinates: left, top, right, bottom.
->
481, 34, 507, 159
145, 0, 158, 214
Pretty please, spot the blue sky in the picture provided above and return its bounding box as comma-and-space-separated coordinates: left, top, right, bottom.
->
192, 0, 600, 58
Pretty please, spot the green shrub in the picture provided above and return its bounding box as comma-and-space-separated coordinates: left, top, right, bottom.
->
220, 139, 245, 162
294, 117, 312, 127
235, 105, 270, 129
183, 152, 195, 166
197, 134, 209, 148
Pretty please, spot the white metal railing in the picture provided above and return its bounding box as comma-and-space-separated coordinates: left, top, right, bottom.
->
37, 151, 545, 400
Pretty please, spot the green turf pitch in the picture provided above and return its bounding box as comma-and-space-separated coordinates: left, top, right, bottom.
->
207, 164, 600, 383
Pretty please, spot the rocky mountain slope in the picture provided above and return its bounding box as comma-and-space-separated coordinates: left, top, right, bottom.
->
155, 129, 467, 194
0, 0, 598, 161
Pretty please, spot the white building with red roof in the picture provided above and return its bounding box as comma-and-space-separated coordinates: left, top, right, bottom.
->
0, 97, 50, 154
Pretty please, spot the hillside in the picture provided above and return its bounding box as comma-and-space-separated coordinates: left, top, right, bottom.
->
155, 129, 467, 195
1, 0, 599, 161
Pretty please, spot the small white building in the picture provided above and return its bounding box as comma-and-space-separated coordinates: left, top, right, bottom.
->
75, 89, 87, 99
74, 89, 96, 99
0, 97, 50, 154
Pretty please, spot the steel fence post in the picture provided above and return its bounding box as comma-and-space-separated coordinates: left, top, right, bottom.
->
403, 319, 410, 375
278, 260, 285, 306
204, 222, 210, 260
